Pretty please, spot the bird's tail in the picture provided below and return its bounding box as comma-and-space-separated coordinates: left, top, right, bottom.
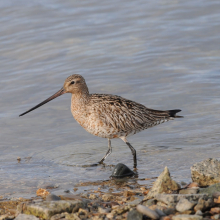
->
168, 109, 183, 118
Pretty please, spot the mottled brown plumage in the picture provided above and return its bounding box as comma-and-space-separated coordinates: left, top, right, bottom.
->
20, 74, 183, 168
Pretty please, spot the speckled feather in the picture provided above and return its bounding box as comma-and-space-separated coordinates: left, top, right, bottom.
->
20, 74, 182, 168
66, 75, 182, 139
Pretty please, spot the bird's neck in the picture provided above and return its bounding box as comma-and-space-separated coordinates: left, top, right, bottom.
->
71, 91, 90, 108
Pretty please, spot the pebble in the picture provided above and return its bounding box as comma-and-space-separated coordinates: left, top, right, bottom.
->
23, 200, 83, 219
15, 214, 40, 220
195, 210, 203, 216
176, 198, 196, 212
36, 188, 50, 197
136, 204, 160, 219
102, 194, 114, 202
98, 207, 110, 214
179, 188, 199, 194
210, 207, 220, 214
212, 214, 220, 219
172, 214, 203, 220
127, 209, 143, 220
194, 197, 214, 212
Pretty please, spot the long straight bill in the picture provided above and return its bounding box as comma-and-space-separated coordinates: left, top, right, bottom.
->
19, 87, 66, 117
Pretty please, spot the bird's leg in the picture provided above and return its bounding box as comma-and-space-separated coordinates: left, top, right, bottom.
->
120, 137, 137, 169
98, 139, 112, 164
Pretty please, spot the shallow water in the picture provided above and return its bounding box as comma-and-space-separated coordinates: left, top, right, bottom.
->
1, 0, 220, 198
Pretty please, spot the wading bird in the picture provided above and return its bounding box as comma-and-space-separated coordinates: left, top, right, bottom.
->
20, 74, 182, 168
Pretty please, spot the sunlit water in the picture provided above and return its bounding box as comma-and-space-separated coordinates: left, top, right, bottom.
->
1, 0, 220, 198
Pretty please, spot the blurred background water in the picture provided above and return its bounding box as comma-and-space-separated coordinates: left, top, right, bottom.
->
0, 0, 220, 198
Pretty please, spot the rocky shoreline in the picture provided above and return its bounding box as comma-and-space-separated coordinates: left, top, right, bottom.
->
1, 158, 220, 220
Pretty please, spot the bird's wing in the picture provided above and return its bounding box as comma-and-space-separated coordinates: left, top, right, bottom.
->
89, 94, 171, 134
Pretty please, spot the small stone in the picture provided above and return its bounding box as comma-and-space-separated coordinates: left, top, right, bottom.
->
126, 198, 142, 206
123, 190, 136, 197
142, 199, 157, 206
212, 192, 220, 199
215, 196, 220, 203
23, 200, 83, 219
195, 210, 203, 216
136, 204, 159, 219
191, 158, 220, 187
176, 198, 196, 212
15, 214, 40, 220
98, 207, 110, 214
210, 207, 220, 214
172, 214, 203, 220
179, 188, 199, 194
36, 188, 50, 197
111, 163, 135, 178
89, 194, 97, 200
127, 209, 143, 220
155, 208, 166, 217
194, 196, 214, 212
188, 182, 199, 188
102, 194, 114, 202
106, 213, 114, 219
46, 194, 61, 201
145, 167, 180, 200
50, 213, 66, 220
212, 214, 220, 219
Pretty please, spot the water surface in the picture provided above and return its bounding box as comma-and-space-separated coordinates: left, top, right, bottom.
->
1, 0, 220, 198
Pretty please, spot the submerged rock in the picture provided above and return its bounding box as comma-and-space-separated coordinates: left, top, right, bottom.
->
191, 158, 220, 186
111, 163, 135, 178
145, 167, 180, 200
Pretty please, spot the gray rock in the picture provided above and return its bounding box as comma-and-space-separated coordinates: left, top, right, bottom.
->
127, 198, 142, 206
194, 196, 214, 212
23, 200, 83, 219
145, 167, 180, 200
46, 194, 61, 201
176, 198, 196, 212
172, 214, 203, 220
98, 207, 110, 213
191, 158, 220, 187
179, 188, 199, 194
155, 208, 166, 217
142, 199, 157, 206
136, 204, 159, 219
127, 209, 143, 220
199, 183, 220, 197
213, 214, 220, 220
15, 214, 40, 220
155, 194, 208, 206
195, 210, 203, 216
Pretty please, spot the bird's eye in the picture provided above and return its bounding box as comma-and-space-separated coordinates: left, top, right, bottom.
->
70, 81, 75, 85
